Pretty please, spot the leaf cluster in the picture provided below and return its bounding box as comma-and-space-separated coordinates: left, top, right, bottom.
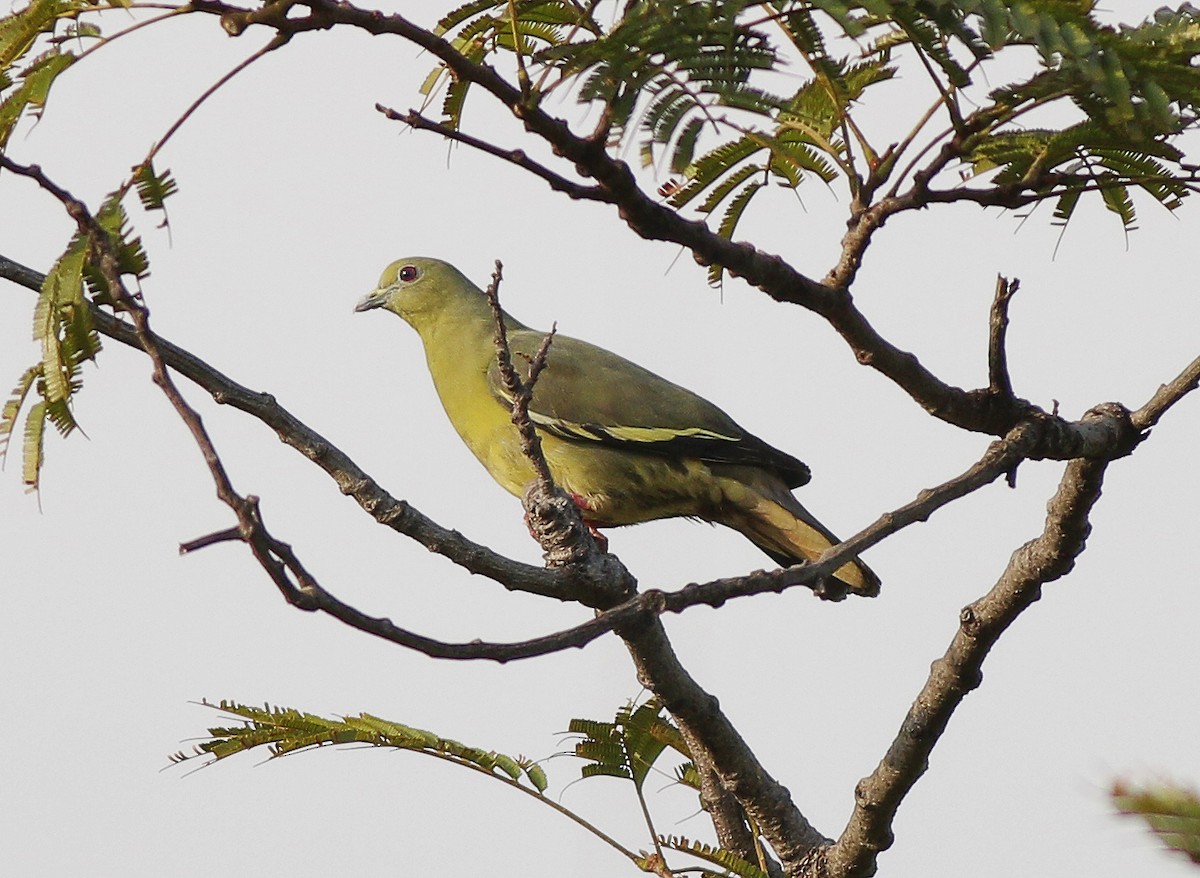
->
174, 699, 551, 792
0, 174, 174, 489
1113, 779, 1200, 865
423, 1, 1200, 279
569, 696, 692, 790
181, 697, 773, 878
1, 1, 182, 487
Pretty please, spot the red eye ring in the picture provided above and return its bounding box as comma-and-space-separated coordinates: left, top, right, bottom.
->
398, 264, 419, 283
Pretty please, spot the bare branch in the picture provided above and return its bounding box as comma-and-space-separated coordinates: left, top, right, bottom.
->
376, 105, 610, 203
988, 275, 1019, 420
620, 619, 829, 875
179, 525, 243, 553
483, 261, 620, 572
0, 251, 615, 606
485, 260, 557, 492
660, 421, 1042, 610
1132, 353, 1200, 431
181, 0, 1166, 465
824, 455, 1111, 878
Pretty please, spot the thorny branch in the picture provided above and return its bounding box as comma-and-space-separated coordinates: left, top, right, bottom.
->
485, 260, 558, 494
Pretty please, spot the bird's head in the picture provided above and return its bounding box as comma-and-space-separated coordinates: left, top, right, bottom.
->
355, 257, 483, 330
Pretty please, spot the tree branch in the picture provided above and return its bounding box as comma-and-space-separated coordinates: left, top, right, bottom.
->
658, 420, 1041, 611
1132, 353, 1200, 431
619, 617, 830, 876
180, 0, 1158, 463
483, 259, 629, 577
485, 260, 558, 493
0, 251, 620, 607
824, 456, 1111, 878
376, 105, 610, 203
987, 275, 1019, 402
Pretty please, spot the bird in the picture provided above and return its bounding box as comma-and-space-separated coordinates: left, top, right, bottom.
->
355, 257, 878, 595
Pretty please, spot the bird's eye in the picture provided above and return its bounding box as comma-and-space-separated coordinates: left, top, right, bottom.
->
398, 264, 420, 283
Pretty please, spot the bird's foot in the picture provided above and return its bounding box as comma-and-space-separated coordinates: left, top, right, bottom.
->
521, 484, 611, 566
523, 491, 609, 554
567, 493, 609, 552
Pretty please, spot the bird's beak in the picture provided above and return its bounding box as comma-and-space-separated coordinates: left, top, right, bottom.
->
355, 289, 388, 313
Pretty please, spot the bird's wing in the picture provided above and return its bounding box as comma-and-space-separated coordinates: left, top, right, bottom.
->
488, 330, 811, 488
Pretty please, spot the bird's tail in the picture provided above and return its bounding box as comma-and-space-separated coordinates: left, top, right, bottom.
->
718, 478, 880, 597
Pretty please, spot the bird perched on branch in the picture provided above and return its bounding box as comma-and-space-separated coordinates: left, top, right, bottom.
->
355, 257, 878, 596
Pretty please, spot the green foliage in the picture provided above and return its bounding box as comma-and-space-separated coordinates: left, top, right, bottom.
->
422, 0, 1200, 270
0, 7, 182, 492
653, 835, 771, 878
0, 48, 74, 148
0, 0, 73, 69
1, 186, 151, 489
133, 160, 179, 229
1, 234, 101, 490
181, 696, 771, 876
1113, 780, 1200, 865
568, 697, 689, 791
421, 1, 598, 127
175, 700, 550, 793
0, 0, 119, 146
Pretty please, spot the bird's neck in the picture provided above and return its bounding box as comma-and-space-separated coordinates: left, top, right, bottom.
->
420, 299, 527, 364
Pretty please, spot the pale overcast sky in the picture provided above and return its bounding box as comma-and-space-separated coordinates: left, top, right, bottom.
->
2, 4, 1197, 877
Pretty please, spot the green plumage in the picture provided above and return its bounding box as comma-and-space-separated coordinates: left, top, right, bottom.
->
356, 257, 877, 595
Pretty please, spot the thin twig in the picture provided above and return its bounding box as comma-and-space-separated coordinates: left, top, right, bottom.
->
376, 105, 609, 203
191, 0, 1199, 464
179, 526, 243, 553
0, 251, 604, 605
483, 262, 615, 569
139, 33, 290, 178
484, 260, 556, 491
988, 275, 1019, 400
1132, 353, 1200, 430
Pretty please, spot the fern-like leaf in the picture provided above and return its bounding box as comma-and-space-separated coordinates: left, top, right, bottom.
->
133, 160, 178, 229
0, 0, 73, 69
568, 698, 688, 792
176, 700, 551, 795
708, 180, 765, 285
33, 239, 87, 406
1098, 176, 1137, 231
21, 399, 46, 492
674, 761, 701, 791
0, 47, 73, 147
0, 365, 39, 463
434, 0, 506, 37
1113, 780, 1200, 864
669, 134, 764, 208
659, 834, 771, 878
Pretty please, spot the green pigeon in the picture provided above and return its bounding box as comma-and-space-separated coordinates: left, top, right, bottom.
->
356, 257, 878, 595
